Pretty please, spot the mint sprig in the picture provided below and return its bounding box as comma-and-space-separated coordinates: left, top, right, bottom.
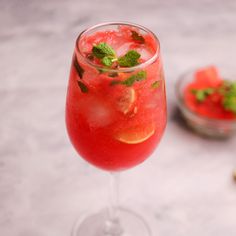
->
92, 42, 116, 59
111, 71, 147, 87
92, 42, 141, 68
102, 56, 114, 67
122, 71, 146, 86
117, 50, 140, 67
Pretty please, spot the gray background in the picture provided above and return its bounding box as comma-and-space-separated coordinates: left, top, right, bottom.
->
1, 0, 236, 235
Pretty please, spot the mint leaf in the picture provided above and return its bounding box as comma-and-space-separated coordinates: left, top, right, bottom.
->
191, 88, 214, 102
110, 71, 147, 87
131, 31, 145, 44
222, 81, 236, 113
77, 81, 88, 93
151, 81, 160, 89
92, 42, 116, 59
223, 96, 236, 113
92, 42, 142, 68
102, 56, 114, 67
74, 56, 84, 79
118, 50, 141, 67
92, 42, 117, 67
122, 71, 147, 86
196, 90, 206, 102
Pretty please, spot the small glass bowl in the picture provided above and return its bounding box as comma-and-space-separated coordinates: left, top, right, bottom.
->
175, 70, 236, 138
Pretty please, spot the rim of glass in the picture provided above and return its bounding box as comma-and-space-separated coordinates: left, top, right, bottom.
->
175, 69, 236, 125
75, 21, 160, 73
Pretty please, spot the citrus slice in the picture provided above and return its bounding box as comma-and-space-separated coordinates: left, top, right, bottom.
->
115, 124, 155, 144
117, 88, 136, 114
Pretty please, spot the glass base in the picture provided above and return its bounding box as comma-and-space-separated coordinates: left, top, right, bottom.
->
72, 208, 152, 236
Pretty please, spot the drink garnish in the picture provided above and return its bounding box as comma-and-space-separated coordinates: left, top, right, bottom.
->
92, 42, 116, 59
116, 88, 136, 114
131, 30, 145, 44
117, 50, 141, 67
111, 71, 147, 87
122, 71, 147, 86
74, 56, 84, 79
92, 42, 117, 67
77, 81, 88, 93
92, 42, 141, 68
101, 56, 116, 67
151, 81, 160, 89
115, 124, 155, 144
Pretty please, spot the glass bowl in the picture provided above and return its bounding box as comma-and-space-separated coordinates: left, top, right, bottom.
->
175, 70, 236, 138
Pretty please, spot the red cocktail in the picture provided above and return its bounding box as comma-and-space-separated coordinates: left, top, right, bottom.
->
65, 22, 166, 236
66, 25, 166, 171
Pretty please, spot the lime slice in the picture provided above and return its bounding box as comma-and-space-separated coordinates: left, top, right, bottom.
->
117, 88, 136, 114
115, 124, 155, 144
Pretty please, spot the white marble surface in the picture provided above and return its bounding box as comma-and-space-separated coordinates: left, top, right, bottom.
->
1, 0, 236, 235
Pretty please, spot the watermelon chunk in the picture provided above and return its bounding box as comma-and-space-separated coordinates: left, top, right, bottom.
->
195, 66, 221, 87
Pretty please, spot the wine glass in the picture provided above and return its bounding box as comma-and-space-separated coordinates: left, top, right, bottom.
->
65, 22, 167, 236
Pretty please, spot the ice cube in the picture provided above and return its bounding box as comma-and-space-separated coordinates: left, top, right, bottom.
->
116, 42, 133, 57
116, 43, 153, 61
137, 46, 153, 61
80, 96, 114, 128
144, 92, 161, 109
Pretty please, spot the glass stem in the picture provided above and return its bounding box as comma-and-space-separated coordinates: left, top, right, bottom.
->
104, 172, 122, 236
108, 172, 120, 221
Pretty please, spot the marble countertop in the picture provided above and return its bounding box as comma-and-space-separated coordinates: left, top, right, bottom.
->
1, 0, 236, 235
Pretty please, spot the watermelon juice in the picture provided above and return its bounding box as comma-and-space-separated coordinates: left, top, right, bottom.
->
66, 23, 167, 171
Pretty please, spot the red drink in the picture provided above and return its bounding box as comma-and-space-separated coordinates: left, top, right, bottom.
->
66, 23, 167, 171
